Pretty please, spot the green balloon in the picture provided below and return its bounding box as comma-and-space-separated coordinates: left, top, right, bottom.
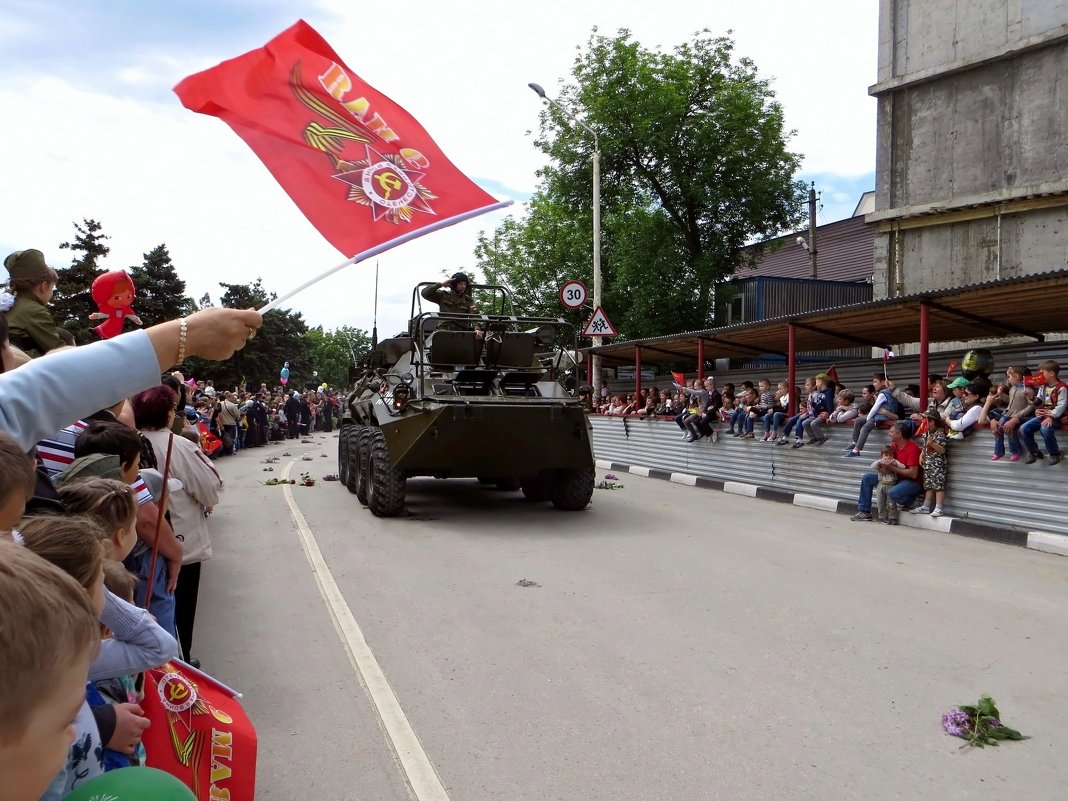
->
64, 767, 195, 800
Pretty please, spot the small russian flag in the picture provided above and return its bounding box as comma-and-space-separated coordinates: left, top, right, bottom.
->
883, 348, 896, 361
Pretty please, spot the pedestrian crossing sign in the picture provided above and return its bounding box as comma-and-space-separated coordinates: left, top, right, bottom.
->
581, 306, 617, 337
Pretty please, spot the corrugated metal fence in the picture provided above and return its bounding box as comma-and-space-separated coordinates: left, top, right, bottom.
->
591, 415, 1068, 536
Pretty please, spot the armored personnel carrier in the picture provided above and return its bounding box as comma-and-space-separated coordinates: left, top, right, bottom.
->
337, 283, 595, 517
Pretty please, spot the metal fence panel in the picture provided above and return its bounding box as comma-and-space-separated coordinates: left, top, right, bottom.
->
591, 416, 1068, 535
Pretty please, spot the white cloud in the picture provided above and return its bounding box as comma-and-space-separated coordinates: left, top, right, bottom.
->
0, 0, 877, 338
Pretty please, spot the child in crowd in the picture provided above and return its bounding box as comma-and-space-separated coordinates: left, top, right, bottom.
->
719, 384, 735, 425
57, 477, 139, 561
675, 379, 711, 442
870, 445, 905, 523
748, 378, 775, 440
944, 376, 968, 419
778, 377, 815, 445
797, 374, 835, 447
0, 431, 36, 536
95, 561, 148, 768
1020, 359, 1067, 465
66, 421, 180, 641
830, 389, 858, 423
981, 366, 1033, 461
19, 514, 177, 799
730, 381, 755, 436
914, 410, 949, 516
2, 248, 64, 357
0, 540, 100, 801
762, 381, 790, 442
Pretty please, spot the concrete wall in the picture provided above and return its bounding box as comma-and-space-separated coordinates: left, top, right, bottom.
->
876, 44, 1068, 210
870, 0, 1068, 300
872, 205, 1068, 295
877, 0, 1068, 84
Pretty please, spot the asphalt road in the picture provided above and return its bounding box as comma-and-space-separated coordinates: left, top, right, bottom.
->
196, 433, 1067, 801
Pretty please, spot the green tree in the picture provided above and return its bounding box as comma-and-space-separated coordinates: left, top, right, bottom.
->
183, 278, 311, 391
128, 244, 195, 326
303, 325, 371, 388
53, 219, 110, 344
477, 29, 805, 338
198, 292, 213, 309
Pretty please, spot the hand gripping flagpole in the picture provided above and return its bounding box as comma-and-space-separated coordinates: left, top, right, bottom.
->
257, 200, 512, 314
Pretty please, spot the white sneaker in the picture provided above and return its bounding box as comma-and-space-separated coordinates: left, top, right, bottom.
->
930, 507, 944, 518
911, 505, 932, 515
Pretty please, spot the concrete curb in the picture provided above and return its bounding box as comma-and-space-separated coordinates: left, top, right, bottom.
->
595, 459, 1067, 556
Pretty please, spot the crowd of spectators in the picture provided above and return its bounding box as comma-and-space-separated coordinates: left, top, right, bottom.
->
0, 248, 275, 801
173, 378, 341, 453
594, 362, 1065, 528
593, 362, 1067, 466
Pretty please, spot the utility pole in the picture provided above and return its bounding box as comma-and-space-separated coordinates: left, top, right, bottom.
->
808, 182, 818, 279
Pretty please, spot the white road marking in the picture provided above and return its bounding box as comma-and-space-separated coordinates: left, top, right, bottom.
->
281, 461, 450, 801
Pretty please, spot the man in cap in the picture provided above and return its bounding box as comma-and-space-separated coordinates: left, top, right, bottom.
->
420, 272, 484, 339
2, 249, 62, 357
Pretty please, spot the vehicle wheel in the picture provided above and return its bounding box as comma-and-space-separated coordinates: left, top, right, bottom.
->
343, 426, 361, 495
520, 476, 550, 501
550, 466, 595, 511
354, 427, 372, 505
495, 477, 521, 491
338, 424, 351, 486
366, 429, 405, 517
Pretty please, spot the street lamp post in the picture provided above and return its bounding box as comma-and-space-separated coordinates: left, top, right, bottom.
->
528, 82, 603, 403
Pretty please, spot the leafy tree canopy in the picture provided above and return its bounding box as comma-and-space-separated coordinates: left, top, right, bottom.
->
477, 29, 806, 339
129, 244, 195, 326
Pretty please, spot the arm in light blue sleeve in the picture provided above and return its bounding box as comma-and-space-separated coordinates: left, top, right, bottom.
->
0, 330, 162, 451
90, 588, 179, 681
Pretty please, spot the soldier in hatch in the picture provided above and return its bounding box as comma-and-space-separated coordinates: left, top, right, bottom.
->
420, 272, 484, 339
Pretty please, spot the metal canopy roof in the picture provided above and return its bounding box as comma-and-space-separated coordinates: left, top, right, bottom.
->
589, 269, 1068, 365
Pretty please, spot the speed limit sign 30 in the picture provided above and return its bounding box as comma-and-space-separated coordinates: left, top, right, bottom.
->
559, 280, 588, 310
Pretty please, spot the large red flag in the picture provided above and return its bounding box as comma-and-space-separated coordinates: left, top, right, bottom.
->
142, 661, 257, 801
174, 20, 508, 259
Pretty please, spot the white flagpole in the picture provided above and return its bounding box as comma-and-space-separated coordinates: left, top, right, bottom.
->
258, 200, 513, 313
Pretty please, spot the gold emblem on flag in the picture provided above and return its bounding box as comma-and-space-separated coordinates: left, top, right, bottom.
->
291, 62, 438, 224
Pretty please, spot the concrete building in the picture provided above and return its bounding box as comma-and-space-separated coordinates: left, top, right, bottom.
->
868, 0, 1068, 298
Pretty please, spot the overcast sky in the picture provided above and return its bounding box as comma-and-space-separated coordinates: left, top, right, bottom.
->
0, 0, 878, 338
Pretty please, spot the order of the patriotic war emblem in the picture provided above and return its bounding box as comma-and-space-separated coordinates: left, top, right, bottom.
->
290, 62, 438, 225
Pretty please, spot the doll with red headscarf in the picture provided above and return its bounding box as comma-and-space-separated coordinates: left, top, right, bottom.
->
89, 270, 142, 339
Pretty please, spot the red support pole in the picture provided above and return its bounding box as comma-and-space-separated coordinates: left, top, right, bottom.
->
919, 302, 930, 410
787, 323, 797, 414
586, 351, 592, 388
635, 347, 642, 399
697, 338, 705, 381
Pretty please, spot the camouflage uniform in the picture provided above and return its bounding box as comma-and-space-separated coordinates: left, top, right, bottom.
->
5, 293, 62, 357
421, 282, 479, 332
